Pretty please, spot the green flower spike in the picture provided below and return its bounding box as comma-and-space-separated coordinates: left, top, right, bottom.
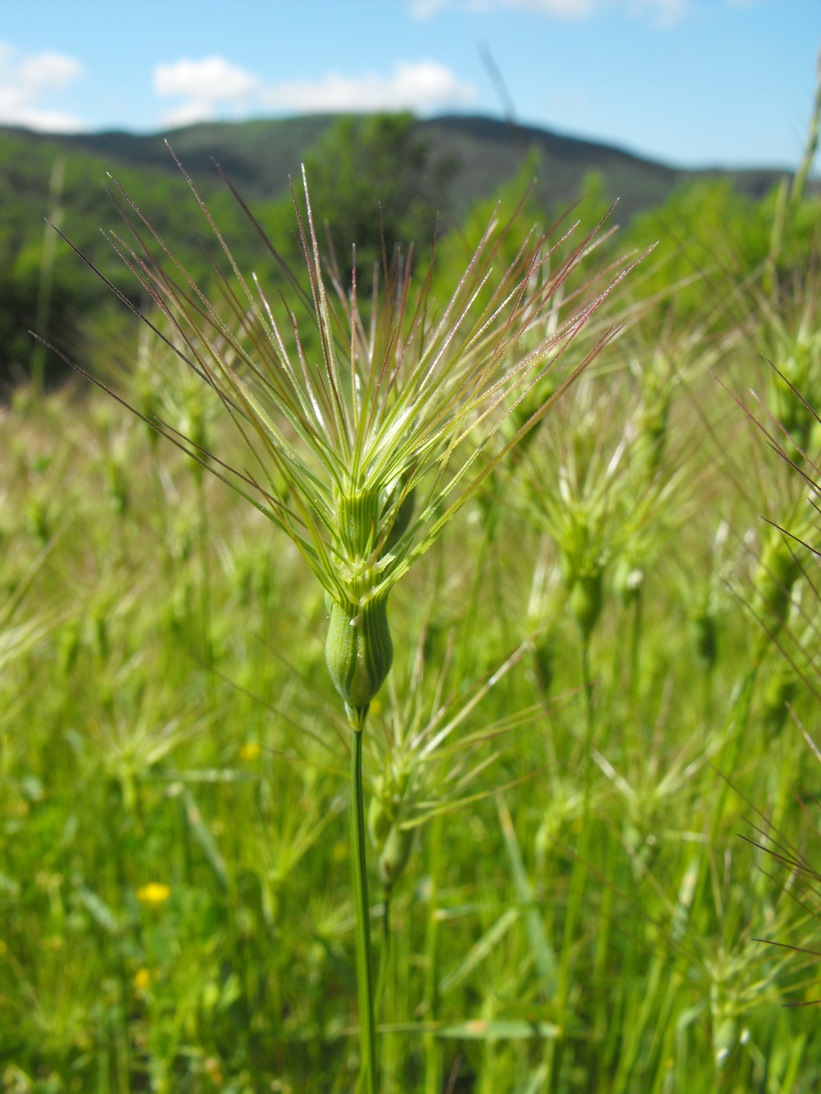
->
68, 156, 642, 727
58, 149, 643, 1094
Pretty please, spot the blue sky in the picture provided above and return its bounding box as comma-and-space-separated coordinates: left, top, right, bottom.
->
0, 0, 818, 169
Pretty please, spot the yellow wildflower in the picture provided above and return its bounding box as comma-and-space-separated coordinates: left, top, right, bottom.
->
133, 967, 152, 992
136, 882, 171, 906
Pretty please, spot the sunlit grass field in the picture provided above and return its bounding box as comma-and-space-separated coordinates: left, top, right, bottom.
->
1, 138, 819, 1093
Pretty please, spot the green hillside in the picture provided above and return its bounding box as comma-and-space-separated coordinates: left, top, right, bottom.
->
415, 114, 787, 224
6, 111, 789, 221
0, 112, 794, 386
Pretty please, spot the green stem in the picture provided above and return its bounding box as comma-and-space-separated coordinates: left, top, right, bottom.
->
581, 638, 595, 771
552, 637, 596, 1083
423, 813, 443, 1094
628, 589, 643, 703
196, 470, 214, 676
351, 727, 378, 1094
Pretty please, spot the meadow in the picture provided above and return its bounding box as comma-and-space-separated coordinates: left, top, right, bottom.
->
0, 114, 819, 1093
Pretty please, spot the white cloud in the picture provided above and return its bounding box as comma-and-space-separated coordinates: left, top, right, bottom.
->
409, 0, 449, 16
0, 43, 85, 131
411, 0, 597, 15
410, 0, 693, 24
263, 60, 477, 114
626, 0, 690, 27
153, 55, 476, 127
507, 0, 598, 14
154, 56, 259, 126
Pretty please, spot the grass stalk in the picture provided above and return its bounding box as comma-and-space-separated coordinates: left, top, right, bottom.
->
627, 587, 643, 702
351, 726, 378, 1094
195, 469, 215, 677
550, 635, 598, 1085
423, 813, 444, 1094
581, 639, 595, 748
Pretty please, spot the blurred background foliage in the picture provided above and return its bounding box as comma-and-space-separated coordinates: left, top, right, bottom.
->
0, 109, 810, 389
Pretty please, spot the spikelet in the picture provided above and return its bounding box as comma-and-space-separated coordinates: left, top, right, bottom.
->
323, 487, 402, 727
751, 525, 802, 661
326, 597, 393, 729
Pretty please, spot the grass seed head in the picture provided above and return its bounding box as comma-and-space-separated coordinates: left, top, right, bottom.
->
367, 769, 416, 891
73, 152, 640, 727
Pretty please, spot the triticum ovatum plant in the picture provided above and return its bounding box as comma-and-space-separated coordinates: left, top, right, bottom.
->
57, 153, 642, 1092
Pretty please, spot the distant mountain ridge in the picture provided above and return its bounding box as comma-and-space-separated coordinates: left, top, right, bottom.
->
2, 112, 790, 229
418, 114, 789, 222
0, 111, 796, 386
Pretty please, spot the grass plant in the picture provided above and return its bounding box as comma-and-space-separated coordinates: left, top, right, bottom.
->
2, 113, 820, 1091
38, 151, 641, 1093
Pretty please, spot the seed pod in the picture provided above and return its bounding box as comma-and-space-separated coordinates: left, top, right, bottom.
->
367, 792, 392, 852
713, 1016, 739, 1069
569, 572, 603, 642
634, 396, 670, 476
691, 609, 718, 671
612, 555, 644, 609
752, 531, 800, 658
368, 770, 415, 891
558, 547, 576, 589
376, 823, 415, 892
762, 664, 798, 738
531, 631, 556, 695
325, 596, 393, 729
